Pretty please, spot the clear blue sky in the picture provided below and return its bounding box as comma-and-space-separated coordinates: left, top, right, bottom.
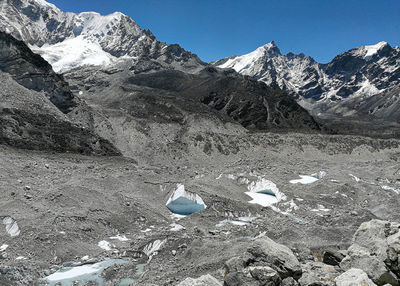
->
49, 0, 399, 63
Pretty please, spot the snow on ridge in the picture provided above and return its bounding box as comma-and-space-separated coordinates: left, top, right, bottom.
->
74, 11, 125, 36
354, 78, 381, 96
30, 36, 117, 72
218, 41, 280, 73
30, 0, 59, 10
364, 41, 388, 59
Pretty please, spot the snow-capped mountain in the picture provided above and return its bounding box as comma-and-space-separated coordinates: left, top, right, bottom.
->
215, 42, 325, 100
0, 0, 204, 72
215, 41, 400, 116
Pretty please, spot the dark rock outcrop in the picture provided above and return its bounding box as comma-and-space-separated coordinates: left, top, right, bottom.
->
0, 32, 120, 155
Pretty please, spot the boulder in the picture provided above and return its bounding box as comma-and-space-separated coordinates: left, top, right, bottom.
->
248, 266, 281, 285
322, 249, 345, 266
178, 274, 222, 286
246, 237, 302, 279
223, 236, 301, 285
282, 277, 299, 286
339, 220, 400, 285
387, 229, 400, 277
224, 272, 258, 286
335, 268, 376, 286
298, 261, 340, 286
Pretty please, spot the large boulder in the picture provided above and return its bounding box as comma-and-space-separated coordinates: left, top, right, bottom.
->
335, 268, 376, 286
177, 274, 222, 286
223, 237, 302, 286
339, 220, 400, 286
247, 237, 302, 279
224, 258, 281, 286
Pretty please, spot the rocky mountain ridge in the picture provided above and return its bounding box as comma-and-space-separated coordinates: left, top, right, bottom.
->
215, 41, 400, 125
0, 0, 205, 73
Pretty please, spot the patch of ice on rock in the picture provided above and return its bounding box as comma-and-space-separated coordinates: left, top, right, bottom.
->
143, 239, 167, 258
3, 217, 20, 237
109, 234, 130, 241
245, 178, 286, 207
170, 223, 185, 231
290, 171, 326, 184
98, 240, 113, 251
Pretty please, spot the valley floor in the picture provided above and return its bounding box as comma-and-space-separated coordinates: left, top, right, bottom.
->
0, 132, 399, 285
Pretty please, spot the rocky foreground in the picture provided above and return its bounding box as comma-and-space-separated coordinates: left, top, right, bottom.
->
177, 219, 400, 286
0, 131, 399, 285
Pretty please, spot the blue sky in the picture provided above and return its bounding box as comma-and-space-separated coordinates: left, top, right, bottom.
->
50, 0, 399, 63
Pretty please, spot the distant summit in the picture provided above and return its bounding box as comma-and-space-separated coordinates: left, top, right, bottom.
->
214, 40, 400, 123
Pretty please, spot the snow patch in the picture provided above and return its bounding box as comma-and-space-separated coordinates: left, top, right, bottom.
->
349, 174, 361, 182
110, 234, 130, 242
290, 175, 319, 184
31, 36, 117, 72
46, 263, 100, 281
381, 186, 399, 195
169, 223, 185, 231
281, 199, 299, 212
216, 220, 248, 227
44, 259, 130, 284
98, 240, 113, 251
143, 239, 167, 258
364, 41, 388, 60
311, 204, 331, 212
312, 171, 327, 179
0, 244, 8, 252
216, 217, 256, 227
3, 217, 20, 237
245, 192, 279, 207
290, 171, 326, 184
245, 178, 286, 207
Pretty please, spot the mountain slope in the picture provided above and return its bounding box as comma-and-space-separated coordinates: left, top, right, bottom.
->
214, 42, 325, 99
215, 41, 400, 125
61, 63, 321, 159
0, 31, 120, 155
0, 0, 205, 72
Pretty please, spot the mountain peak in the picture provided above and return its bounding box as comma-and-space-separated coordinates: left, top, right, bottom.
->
261, 41, 277, 48
349, 41, 390, 60
29, 0, 59, 10
257, 41, 281, 56
1, 0, 204, 72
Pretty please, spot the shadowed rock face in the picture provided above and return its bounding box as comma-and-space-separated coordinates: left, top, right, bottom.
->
124, 68, 321, 132
0, 32, 120, 155
0, 31, 76, 113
